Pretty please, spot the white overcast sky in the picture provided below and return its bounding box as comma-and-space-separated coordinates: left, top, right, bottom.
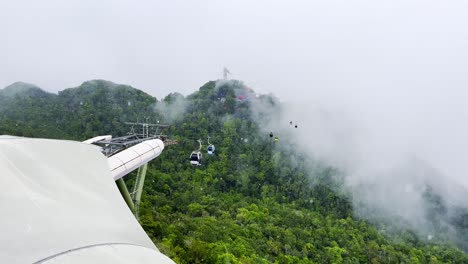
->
1, 0, 467, 100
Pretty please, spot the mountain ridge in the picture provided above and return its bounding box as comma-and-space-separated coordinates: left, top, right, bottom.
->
0, 79, 467, 263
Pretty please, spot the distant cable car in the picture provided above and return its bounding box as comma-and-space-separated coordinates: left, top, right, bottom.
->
207, 136, 215, 155
269, 132, 273, 138
207, 145, 215, 155
274, 136, 279, 142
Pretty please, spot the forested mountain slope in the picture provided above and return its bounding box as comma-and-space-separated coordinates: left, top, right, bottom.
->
1, 80, 467, 263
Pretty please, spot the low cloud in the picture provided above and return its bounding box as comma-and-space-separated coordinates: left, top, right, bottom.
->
252, 85, 468, 247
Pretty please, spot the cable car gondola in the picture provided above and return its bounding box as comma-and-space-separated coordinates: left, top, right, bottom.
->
207, 145, 215, 155
207, 136, 215, 155
190, 139, 203, 166
190, 151, 202, 166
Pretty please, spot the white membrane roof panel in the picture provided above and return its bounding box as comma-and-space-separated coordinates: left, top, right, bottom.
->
0, 137, 170, 264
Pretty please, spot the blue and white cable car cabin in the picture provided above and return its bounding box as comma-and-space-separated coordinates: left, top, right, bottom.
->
207, 144, 215, 155
207, 136, 215, 155
190, 151, 202, 166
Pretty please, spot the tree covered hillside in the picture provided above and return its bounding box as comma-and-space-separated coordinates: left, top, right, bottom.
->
0, 80, 158, 139
1, 80, 467, 263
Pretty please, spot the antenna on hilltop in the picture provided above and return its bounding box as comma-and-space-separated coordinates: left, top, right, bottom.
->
223, 67, 231, 80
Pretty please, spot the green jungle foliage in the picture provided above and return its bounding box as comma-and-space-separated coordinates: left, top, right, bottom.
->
1, 80, 467, 263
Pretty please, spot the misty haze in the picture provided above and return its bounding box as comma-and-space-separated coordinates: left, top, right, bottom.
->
2, 0, 468, 263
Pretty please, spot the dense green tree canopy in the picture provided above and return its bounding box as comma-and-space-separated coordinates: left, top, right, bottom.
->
1, 80, 467, 263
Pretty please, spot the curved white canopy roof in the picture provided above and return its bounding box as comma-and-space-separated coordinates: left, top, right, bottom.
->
0, 136, 174, 264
